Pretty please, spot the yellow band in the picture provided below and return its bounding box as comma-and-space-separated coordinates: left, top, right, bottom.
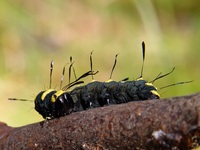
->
145, 82, 158, 90
150, 90, 160, 98
51, 90, 65, 102
136, 78, 143, 81
41, 89, 55, 101
105, 79, 113, 83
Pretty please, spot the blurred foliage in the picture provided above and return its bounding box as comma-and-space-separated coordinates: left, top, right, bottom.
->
0, 0, 200, 127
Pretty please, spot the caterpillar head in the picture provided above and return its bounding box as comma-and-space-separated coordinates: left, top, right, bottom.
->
34, 89, 74, 119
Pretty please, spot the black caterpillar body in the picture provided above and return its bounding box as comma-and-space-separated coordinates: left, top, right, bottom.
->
69, 78, 159, 111
35, 78, 159, 119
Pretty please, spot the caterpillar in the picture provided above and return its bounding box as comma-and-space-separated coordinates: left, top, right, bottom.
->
9, 42, 192, 119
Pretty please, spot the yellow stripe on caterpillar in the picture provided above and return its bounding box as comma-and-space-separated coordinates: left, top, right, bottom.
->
51, 90, 65, 102
91, 79, 96, 83
145, 82, 158, 90
105, 79, 113, 83
41, 89, 55, 101
136, 78, 143, 81
150, 90, 160, 98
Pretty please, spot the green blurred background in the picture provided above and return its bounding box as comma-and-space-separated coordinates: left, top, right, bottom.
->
0, 0, 199, 127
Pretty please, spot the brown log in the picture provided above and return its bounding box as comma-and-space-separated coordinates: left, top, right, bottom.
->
0, 92, 200, 150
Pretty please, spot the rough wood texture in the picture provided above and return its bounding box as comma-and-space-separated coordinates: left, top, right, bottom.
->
0, 92, 200, 150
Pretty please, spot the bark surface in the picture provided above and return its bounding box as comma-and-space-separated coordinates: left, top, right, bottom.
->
0, 92, 200, 150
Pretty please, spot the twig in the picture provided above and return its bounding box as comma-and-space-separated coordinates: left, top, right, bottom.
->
0, 92, 200, 150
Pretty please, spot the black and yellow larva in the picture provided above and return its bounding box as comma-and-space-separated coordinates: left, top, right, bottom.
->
9, 41, 192, 119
